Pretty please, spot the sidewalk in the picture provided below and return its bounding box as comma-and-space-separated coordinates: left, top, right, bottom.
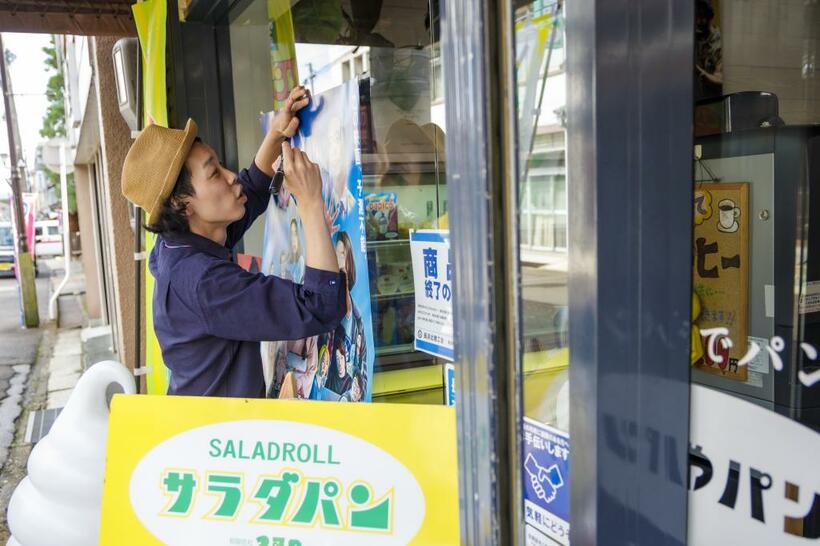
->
0, 257, 117, 542
50, 256, 86, 329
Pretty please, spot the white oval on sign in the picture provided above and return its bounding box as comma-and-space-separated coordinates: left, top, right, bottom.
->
129, 420, 425, 545
689, 385, 820, 545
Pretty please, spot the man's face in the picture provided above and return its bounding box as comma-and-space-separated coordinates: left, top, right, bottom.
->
183, 142, 246, 227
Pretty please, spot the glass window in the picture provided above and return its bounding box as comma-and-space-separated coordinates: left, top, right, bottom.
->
0, 227, 13, 247
514, 1, 571, 543
228, 0, 448, 403
688, 1, 819, 542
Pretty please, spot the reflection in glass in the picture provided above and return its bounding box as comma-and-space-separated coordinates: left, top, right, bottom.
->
515, 0, 568, 429
690, 0, 820, 430
688, 2, 820, 540
515, 4, 571, 542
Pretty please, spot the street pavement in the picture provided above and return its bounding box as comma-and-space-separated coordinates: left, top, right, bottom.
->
0, 265, 52, 470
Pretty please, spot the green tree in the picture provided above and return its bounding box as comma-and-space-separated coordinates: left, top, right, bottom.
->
41, 39, 65, 139
40, 37, 75, 213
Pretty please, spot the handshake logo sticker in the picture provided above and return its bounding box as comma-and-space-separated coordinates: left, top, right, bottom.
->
524, 453, 564, 503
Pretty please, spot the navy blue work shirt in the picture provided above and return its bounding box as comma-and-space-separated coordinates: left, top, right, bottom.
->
148, 161, 346, 398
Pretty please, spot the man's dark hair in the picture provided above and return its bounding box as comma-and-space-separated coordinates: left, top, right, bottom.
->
144, 137, 202, 235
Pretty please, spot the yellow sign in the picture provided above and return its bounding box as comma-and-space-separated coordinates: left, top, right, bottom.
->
100, 396, 459, 545
133, 0, 170, 395
692, 182, 750, 381
268, 0, 299, 110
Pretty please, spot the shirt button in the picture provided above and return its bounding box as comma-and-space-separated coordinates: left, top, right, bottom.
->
330, 280, 336, 286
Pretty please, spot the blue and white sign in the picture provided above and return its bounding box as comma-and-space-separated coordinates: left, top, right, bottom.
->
523, 417, 570, 545
410, 230, 453, 361
444, 363, 456, 407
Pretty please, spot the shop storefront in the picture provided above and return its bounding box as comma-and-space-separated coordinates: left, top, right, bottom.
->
130, 0, 819, 543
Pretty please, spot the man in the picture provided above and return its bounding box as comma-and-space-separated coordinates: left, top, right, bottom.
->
121, 86, 345, 398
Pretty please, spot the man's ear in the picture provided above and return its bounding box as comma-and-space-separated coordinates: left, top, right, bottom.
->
171, 195, 192, 216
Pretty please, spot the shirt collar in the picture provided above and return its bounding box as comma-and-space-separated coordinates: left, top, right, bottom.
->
162, 231, 231, 261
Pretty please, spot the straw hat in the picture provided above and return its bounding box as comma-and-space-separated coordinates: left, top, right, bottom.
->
121, 118, 198, 224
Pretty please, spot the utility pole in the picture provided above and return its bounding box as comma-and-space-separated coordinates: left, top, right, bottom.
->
0, 34, 39, 328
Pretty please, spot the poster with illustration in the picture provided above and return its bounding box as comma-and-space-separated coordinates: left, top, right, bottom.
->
692, 182, 749, 381
260, 79, 375, 403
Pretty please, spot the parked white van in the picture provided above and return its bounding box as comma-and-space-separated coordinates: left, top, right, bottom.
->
34, 220, 62, 257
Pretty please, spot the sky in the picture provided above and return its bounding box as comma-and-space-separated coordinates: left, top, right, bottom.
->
0, 33, 51, 198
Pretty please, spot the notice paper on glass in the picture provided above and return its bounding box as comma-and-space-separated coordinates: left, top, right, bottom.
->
523, 417, 570, 545
410, 230, 453, 361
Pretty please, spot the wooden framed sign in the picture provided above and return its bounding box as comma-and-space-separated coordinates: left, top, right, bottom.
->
692, 183, 750, 382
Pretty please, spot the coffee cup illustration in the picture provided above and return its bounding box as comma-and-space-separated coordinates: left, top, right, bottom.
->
717, 198, 740, 233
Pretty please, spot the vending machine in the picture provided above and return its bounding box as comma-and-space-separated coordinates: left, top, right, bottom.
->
694, 92, 820, 428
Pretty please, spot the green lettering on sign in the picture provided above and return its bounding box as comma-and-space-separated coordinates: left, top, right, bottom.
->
253, 471, 300, 522
161, 470, 197, 515
206, 473, 243, 518
291, 479, 342, 527
349, 483, 392, 531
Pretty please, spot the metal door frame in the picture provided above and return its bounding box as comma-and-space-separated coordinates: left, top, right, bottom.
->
442, 0, 695, 543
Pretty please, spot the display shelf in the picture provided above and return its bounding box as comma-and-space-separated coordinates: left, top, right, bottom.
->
375, 343, 415, 357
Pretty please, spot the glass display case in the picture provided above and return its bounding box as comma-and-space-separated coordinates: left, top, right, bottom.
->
362, 104, 447, 366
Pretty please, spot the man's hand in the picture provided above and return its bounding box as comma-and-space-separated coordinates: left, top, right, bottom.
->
254, 86, 310, 176
270, 86, 311, 139
281, 141, 322, 209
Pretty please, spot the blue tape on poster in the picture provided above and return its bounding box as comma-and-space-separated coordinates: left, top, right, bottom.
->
523, 417, 570, 545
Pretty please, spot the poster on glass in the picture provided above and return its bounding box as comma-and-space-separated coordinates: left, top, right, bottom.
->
260, 79, 375, 403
